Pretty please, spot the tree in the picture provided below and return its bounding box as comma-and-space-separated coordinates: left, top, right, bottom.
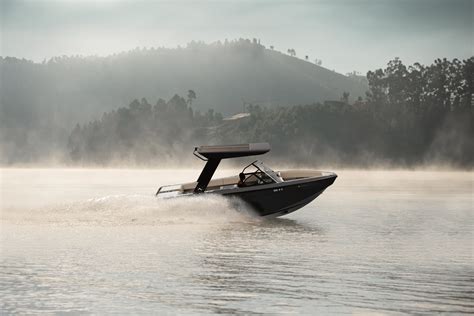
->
346, 71, 360, 77
187, 90, 196, 106
341, 92, 350, 103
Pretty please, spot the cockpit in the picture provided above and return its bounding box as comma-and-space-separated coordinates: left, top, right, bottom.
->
237, 160, 283, 187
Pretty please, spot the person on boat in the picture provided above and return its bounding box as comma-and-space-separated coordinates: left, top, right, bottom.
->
238, 172, 246, 187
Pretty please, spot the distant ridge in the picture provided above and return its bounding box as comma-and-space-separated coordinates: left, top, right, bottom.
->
0, 39, 368, 163
1, 39, 367, 121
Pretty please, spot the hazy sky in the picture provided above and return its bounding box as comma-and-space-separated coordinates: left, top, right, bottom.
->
1, 0, 472, 74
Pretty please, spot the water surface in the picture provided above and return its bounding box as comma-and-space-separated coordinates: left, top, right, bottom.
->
1, 169, 472, 314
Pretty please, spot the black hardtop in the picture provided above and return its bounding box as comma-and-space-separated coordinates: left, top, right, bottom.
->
194, 143, 270, 160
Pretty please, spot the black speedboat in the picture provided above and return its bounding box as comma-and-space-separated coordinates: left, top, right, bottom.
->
156, 143, 337, 217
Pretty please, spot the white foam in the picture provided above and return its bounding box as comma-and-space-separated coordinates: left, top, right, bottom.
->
3, 194, 259, 226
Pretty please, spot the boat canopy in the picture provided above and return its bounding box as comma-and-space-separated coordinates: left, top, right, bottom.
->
194, 143, 270, 160
193, 143, 270, 193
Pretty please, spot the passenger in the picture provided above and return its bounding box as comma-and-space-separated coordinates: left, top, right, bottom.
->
237, 172, 246, 187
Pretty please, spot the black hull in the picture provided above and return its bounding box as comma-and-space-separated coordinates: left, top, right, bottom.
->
221, 175, 337, 217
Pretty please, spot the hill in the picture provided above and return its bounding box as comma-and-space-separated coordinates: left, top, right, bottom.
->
0, 39, 367, 163
67, 57, 474, 168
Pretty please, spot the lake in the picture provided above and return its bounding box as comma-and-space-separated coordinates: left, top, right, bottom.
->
1, 168, 472, 314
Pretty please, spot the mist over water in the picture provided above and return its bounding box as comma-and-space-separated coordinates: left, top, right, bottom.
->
1, 169, 473, 314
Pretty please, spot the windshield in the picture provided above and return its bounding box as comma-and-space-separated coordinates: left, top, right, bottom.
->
238, 160, 283, 187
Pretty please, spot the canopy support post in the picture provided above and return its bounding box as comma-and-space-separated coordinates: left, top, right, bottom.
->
194, 158, 221, 193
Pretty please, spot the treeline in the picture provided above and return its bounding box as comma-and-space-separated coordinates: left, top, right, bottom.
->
68, 95, 222, 164
0, 39, 367, 164
68, 57, 473, 167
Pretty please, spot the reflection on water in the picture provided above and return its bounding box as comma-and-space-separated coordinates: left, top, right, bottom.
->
0, 169, 473, 314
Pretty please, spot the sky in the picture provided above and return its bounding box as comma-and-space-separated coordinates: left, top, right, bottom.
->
1, 0, 472, 74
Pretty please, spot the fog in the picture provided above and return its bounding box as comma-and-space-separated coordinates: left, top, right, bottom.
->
0, 0, 472, 168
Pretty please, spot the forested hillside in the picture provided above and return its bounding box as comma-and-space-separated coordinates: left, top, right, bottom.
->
0, 39, 367, 163
67, 58, 473, 168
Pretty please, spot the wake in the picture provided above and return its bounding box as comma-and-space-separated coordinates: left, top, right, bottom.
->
2, 194, 258, 226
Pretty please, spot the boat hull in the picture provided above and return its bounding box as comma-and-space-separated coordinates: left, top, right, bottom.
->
221, 174, 337, 217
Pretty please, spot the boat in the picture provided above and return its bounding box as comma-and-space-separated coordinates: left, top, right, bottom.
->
156, 143, 337, 217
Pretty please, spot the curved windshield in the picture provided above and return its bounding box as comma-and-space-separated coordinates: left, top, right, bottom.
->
238, 160, 283, 187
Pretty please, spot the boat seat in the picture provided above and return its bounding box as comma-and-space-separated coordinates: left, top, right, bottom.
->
181, 175, 240, 191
